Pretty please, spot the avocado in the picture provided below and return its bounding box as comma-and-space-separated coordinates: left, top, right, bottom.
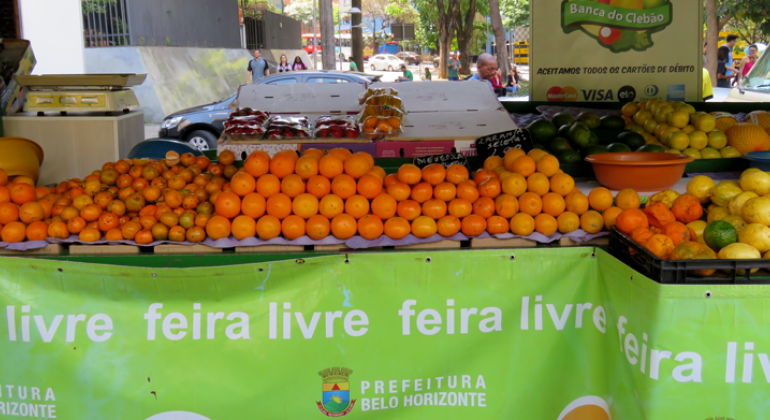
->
577, 112, 602, 129
557, 124, 572, 138
557, 149, 581, 164
607, 143, 632, 153
551, 112, 575, 129
568, 123, 592, 150
581, 145, 610, 159
527, 119, 558, 144
532, 142, 548, 151
600, 115, 626, 129
617, 131, 646, 150
637, 144, 666, 153
548, 136, 572, 153
587, 131, 599, 147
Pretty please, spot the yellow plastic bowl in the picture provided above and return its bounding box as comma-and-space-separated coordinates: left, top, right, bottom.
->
0, 137, 45, 184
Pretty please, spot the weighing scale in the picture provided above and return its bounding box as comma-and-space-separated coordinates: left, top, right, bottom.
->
13, 74, 147, 115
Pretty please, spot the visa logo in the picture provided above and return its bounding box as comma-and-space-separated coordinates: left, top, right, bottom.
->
581, 89, 615, 101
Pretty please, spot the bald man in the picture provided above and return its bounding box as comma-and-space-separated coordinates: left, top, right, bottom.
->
467, 53, 498, 91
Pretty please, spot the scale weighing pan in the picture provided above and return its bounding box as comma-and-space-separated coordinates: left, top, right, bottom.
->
13, 74, 147, 88
13, 74, 147, 113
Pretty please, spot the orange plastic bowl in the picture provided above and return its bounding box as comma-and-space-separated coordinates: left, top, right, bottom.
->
584, 152, 693, 192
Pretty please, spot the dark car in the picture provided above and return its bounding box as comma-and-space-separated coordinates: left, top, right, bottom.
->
396, 52, 421, 65
159, 71, 379, 151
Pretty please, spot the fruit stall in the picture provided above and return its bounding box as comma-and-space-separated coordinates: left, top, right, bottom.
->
3, 76, 770, 419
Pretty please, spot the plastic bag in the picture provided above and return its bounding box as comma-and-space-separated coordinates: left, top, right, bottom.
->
266, 115, 312, 140
224, 108, 269, 138
314, 116, 360, 139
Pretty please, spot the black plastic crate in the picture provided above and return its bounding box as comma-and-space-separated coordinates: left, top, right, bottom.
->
608, 228, 770, 285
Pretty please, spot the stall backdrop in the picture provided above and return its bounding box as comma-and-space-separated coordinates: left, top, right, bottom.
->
530, 0, 703, 103
0, 248, 768, 420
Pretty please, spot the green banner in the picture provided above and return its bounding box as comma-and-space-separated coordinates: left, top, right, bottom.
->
0, 249, 768, 420
561, 0, 672, 31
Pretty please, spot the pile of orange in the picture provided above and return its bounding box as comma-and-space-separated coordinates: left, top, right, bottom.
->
0, 146, 636, 246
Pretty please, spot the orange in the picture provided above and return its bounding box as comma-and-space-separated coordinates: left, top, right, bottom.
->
344, 195, 370, 219
330, 214, 357, 239
139, 214, 158, 230
25, 221, 48, 241
518, 192, 543, 217
368, 166, 387, 181
473, 169, 498, 185
281, 215, 306, 240
541, 192, 565, 217
526, 173, 550, 197
412, 215, 438, 238
182, 194, 199, 210
244, 152, 270, 178
603, 206, 624, 230
357, 174, 383, 199
256, 215, 282, 240
472, 196, 496, 219
269, 154, 296, 179
643, 234, 676, 259
387, 182, 412, 202
632, 227, 655, 245
670, 194, 703, 224
422, 199, 447, 219
331, 174, 357, 200
483, 156, 504, 172
357, 215, 384, 240
397, 164, 423, 186
241, 193, 266, 219
81, 203, 104, 222
397, 200, 422, 221
446, 164, 470, 185
0, 168, 6, 186
565, 191, 589, 215
422, 164, 447, 186
186, 226, 206, 243
448, 198, 473, 218
461, 214, 487, 237
18, 202, 44, 223
411, 182, 433, 203
256, 174, 281, 198
292, 193, 319, 219
328, 148, 353, 161
615, 188, 641, 210
168, 226, 186, 242
383, 173, 399, 187
384, 217, 411, 239
97, 212, 120, 232
78, 227, 102, 243
281, 174, 306, 198
549, 173, 576, 196
67, 216, 87, 234
151, 223, 169, 240
483, 215, 507, 235
615, 208, 649, 234
644, 202, 676, 229
307, 175, 331, 199
511, 155, 536, 177
215, 192, 241, 218
218, 150, 236, 166
295, 156, 319, 180
494, 194, 519, 218
580, 210, 604, 234
501, 173, 528, 197
1, 221, 26, 242
302, 148, 325, 160
142, 186, 162, 203
588, 187, 613, 212
557, 211, 580, 234
319, 155, 344, 179
534, 213, 558, 236
510, 213, 536, 236
371, 193, 397, 220
478, 178, 502, 198
0, 186, 9, 204
159, 212, 179, 228
503, 148, 527, 171
662, 221, 694, 245
47, 220, 70, 239
433, 215, 460, 237
266, 193, 292, 220
306, 215, 331, 240
456, 181, 480, 202
535, 155, 560, 177
10, 183, 35, 205
194, 156, 211, 170
320, 194, 345, 219
230, 172, 256, 197
344, 153, 373, 179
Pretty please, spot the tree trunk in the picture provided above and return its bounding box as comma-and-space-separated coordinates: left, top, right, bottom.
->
351, 0, 363, 72
319, 0, 335, 70
453, 0, 477, 78
706, 0, 718, 88
488, 0, 509, 78
436, 0, 456, 79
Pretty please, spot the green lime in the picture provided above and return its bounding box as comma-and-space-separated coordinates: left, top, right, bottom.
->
533, 142, 548, 151
600, 115, 626, 129
556, 149, 581, 164
557, 124, 572, 138
607, 143, 632, 153
548, 137, 572, 153
617, 131, 646, 150
703, 220, 738, 252
636, 144, 666, 153
551, 112, 575, 128
581, 145, 610, 158
587, 131, 599, 147
527, 119, 558, 144
568, 123, 592, 149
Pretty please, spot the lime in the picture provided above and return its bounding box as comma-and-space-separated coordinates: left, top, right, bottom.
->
527, 119, 558, 144
693, 114, 716, 132
617, 131, 646, 150
533, 142, 548, 151
701, 147, 721, 159
587, 131, 599, 147
666, 149, 683, 154
548, 137, 572, 154
568, 123, 592, 149
720, 146, 741, 158
581, 145, 610, 159
667, 110, 691, 128
682, 148, 702, 159
707, 130, 728, 149
703, 220, 738, 251
600, 115, 625, 129
556, 149, 581, 164
687, 131, 709, 150
557, 124, 572, 138
607, 143, 632, 153
637, 144, 666, 153
668, 132, 690, 150
551, 112, 575, 129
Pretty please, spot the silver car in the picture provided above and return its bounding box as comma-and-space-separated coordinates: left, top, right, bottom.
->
369, 54, 406, 72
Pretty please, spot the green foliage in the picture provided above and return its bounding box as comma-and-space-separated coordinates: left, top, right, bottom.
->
501, 0, 530, 28
719, 0, 770, 37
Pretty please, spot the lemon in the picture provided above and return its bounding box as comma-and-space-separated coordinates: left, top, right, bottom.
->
655, 106, 675, 124
654, 123, 670, 138
668, 131, 690, 150
643, 118, 659, 134
667, 148, 683, 154
707, 130, 727, 149
687, 220, 708, 237
621, 102, 639, 117
687, 131, 709, 150
676, 103, 697, 115
633, 110, 653, 126
693, 114, 716, 132
681, 125, 696, 134
687, 175, 715, 203
740, 168, 770, 195
667, 110, 691, 128
660, 127, 681, 142
701, 147, 721, 159
682, 148, 702, 159
720, 146, 741, 158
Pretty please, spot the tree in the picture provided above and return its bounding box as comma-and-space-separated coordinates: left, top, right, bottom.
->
705, 0, 719, 87
362, 0, 418, 56
488, 0, 510, 78
319, 0, 336, 69
453, 0, 484, 78
501, 0, 529, 28
726, 19, 770, 45
284, 0, 340, 28
719, 0, 770, 36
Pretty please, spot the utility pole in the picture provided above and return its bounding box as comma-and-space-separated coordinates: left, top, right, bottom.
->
351, 0, 362, 72
320, 0, 335, 69
312, 0, 318, 69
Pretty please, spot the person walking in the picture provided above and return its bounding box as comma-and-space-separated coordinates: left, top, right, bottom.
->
716, 46, 735, 88
737, 44, 759, 85
724, 34, 738, 80
277, 55, 291, 73
291, 56, 307, 71
467, 53, 497, 91
506, 66, 522, 95
447, 52, 460, 81
247, 49, 270, 83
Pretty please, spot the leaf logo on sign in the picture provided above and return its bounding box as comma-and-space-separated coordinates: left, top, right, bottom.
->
560, 0, 672, 53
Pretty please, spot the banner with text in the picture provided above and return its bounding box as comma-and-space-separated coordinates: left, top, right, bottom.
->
0, 248, 768, 420
531, 0, 703, 102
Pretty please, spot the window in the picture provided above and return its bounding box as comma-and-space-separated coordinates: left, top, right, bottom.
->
307, 77, 350, 84
267, 78, 298, 84
388, 56, 400, 61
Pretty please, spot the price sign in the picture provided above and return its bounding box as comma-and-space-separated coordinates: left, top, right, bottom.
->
475, 129, 534, 160
413, 152, 469, 170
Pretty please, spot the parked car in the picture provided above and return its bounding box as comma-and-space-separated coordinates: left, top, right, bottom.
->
369, 54, 406, 72
159, 71, 376, 151
727, 48, 770, 102
396, 52, 421, 65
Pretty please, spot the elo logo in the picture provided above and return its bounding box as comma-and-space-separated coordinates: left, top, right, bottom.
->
546, 86, 578, 102
645, 85, 659, 96
618, 85, 636, 103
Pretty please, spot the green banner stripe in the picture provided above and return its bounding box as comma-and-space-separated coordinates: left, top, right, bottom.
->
562, 0, 672, 30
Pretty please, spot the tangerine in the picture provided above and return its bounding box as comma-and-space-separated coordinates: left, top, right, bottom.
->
518, 192, 543, 217
397, 164, 422, 185
411, 182, 433, 203
588, 187, 614, 212
270, 154, 296, 179
358, 215, 384, 240
97, 212, 120, 232
456, 181, 480, 202
320, 194, 345, 219
448, 198, 473, 218
218, 150, 236, 166
397, 200, 422, 221
615, 188, 641, 210
10, 183, 35, 205
615, 208, 649, 234
371, 193, 397, 220
549, 173, 576, 196
230, 172, 256, 196
330, 214, 357, 239
527, 173, 550, 197
412, 216, 438, 238
541, 192, 566, 217
580, 210, 604, 234
535, 213, 558, 236
241, 193, 267, 219
266, 193, 292, 219
473, 169, 498, 185
331, 174, 357, 199
384, 217, 411, 239
345, 195, 370, 219
306, 215, 331, 240
343, 153, 373, 179
479, 177, 502, 198
461, 214, 487, 237
281, 215, 306, 240
501, 173, 528, 197
307, 175, 331, 199
47, 220, 70, 239
536, 155, 560, 177
319, 155, 344, 179
511, 156, 536, 177
186, 226, 206, 243
215, 192, 241, 218
565, 191, 589, 215
603, 206, 624, 230
511, 213, 536, 236
422, 164, 447, 186
327, 148, 352, 161
557, 211, 580, 234
483, 156, 504, 172
295, 156, 319, 180
256, 174, 281, 198
495, 194, 519, 218
437, 215, 462, 237
472, 196, 496, 219
25, 221, 48, 241
293, 193, 319, 219
486, 215, 510, 235
281, 174, 306, 198
67, 217, 86, 234
19, 202, 44, 223
386, 182, 411, 202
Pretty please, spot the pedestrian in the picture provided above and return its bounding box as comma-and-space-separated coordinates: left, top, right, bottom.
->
724, 34, 738, 79
506, 66, 522, 95
702, 42, 708, 68
424, 67, 432, 81
447, 52, 460, 81
350, 60, 358, 72
292, 56, 307, 71
467, 53, 497, 91
737, 44, 759, 85
247, 49, 270, 83
397, 64, 413, 82
490, 69, 506, 97
716, 46, 735, 88
277, 54, 291, 73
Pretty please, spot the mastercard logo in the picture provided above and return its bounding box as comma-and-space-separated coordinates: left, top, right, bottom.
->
546, 86, 578, 102
145, 412, 212, 420
557, 396, 611, 420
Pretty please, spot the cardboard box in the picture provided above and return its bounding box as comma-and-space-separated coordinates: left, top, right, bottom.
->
453, 140, 477, 157
298, 142, 375, 156
0, 39, 36, 116
376, 140, 456, 158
